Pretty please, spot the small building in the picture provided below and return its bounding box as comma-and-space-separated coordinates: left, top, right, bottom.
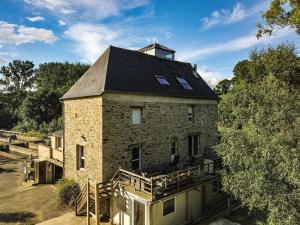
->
30, 130, 64, 184
62, 43, 225, 225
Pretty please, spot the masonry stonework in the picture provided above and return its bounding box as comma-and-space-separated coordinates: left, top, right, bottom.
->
101, 93, 218, 180
63, 93, 218, 185
64, 96, 103, 186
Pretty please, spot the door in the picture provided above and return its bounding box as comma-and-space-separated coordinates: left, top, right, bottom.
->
134, 200, 145, 225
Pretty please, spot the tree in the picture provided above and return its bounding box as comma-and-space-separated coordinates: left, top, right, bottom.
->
19, 90, 61, 126
0, 60, 36, 92
36, 62, 89, 96
0, 92, 18, 129
214, 79, 232, 95
257, 0, 300, 38
233, 43, 300, 86
217, 44, 300, 224
0, 60, 36, 128
12, 62, 89, 133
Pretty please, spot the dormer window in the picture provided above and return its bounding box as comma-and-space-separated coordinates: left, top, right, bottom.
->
176, 77, 193, 90
155, 75, 170, 85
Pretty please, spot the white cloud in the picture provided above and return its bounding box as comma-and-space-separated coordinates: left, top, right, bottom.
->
24, 0, 149, 19
0, 58, 6, 64
200, 1, 268, 30
64, 23, 118, 62
58, 20, 66, 26
0, 21, 58, 45
197, 66, 223, 88
64, 21, 172, 62
179, 27, 294, 61
26, 16, 45, 22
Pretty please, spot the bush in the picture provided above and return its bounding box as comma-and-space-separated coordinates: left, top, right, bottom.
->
57, 178, 80, 206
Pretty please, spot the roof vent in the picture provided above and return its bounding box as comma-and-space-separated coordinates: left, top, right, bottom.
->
139, 43, 175, 60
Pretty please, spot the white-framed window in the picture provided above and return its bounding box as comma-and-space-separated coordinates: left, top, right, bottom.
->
188, 106, 194, 123
132, 108, 142, 125
163, 198, 175, 216
76, 145, 85, 170
171, 137, 178, 155
188, 135, 200, 157
131, 146, 141, 170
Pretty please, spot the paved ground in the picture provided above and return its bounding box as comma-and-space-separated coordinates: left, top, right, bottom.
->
0, 156, 71, 225
36, 212, 86, 225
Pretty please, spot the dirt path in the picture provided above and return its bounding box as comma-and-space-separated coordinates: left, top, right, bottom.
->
0, 157, 71, 225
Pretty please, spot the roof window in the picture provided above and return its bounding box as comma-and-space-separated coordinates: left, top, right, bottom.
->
155, 75, 170, 85
176, 77, 193, 90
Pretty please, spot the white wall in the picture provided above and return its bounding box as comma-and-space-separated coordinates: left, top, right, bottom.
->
152, 193, 187, 225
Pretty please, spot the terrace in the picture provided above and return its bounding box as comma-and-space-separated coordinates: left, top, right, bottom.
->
113, 158, 222, 200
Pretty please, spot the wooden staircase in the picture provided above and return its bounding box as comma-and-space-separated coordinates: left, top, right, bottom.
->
75, 175, 120, 225
75, 183, 88, 216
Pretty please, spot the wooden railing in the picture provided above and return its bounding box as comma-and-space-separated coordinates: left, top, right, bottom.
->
115, 159, 222, 199
75, 183, 88, 216
75, 158, 222, 224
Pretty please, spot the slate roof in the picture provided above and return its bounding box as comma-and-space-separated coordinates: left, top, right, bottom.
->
61, 46, 217, 100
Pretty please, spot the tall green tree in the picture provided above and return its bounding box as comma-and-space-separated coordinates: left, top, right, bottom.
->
217, 44, 300, 225
233, 43, 300, 85
16, 62, 89, 133
0, 60, 36, 128
36, 62, 89, 95
214, 79, 232, 95
0, 60, 36, 92
257, 0, 300, 38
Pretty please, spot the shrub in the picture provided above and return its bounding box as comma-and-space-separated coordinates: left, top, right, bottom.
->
57, 178, 80, 206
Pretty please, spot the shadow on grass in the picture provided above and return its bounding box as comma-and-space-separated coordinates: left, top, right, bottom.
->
0, 212, 36, 223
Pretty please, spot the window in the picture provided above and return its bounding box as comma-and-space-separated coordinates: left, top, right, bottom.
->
188, 135, 199, 156
163, 198, 175, 216
56, 137, 62, 149
131, 147, 141, 170
76, 145, 85, 170
155, 75, 170, 85
171, 137, 178, 155
188, 106, 194, 123
132, 108, 142, 124
176, 77, 193, 90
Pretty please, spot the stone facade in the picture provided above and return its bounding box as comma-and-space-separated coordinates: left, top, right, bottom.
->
63, 96, 103, 186
63, 93, 218, 184
101, 92, 218, 180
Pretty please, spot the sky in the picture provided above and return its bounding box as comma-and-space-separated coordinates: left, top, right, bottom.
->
0, 0, 299, 87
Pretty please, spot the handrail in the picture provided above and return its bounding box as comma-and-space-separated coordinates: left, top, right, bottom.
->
118, 168, 152, 182
114, 159, 220, 198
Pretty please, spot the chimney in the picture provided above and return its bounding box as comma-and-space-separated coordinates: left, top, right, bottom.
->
193, 64, 197, 71
139, 43, 175, 60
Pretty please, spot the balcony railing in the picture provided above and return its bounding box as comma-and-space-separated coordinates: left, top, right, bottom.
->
114, 159, 222, 200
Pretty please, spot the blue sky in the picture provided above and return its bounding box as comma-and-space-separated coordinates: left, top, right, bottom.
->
0, 0, 299, 86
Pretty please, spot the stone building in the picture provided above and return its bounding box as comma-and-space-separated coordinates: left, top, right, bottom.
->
62, 43, 224, 225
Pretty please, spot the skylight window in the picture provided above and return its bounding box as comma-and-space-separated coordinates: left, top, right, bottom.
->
176, 77, 193, 90
155, 75, 170, 85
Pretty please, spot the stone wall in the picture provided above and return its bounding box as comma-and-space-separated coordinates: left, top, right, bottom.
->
63, 93, 218, 184
63, 96, 103, 186
101, 93, 218, 180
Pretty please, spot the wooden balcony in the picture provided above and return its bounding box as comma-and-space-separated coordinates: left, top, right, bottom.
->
114, 158, 222, 200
